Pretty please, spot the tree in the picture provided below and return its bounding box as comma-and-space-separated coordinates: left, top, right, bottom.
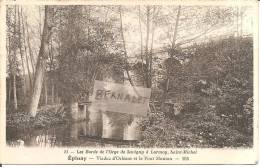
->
17, 7, 27, 95
133, 5, 161, 88
28, 6, 53, 116
54, 6, 124, 103
119, 6, 135, 87
6, 6, 20, 110
155, 6, 235, 105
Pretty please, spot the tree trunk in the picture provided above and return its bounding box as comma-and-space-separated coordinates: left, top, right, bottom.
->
236, 7, 239, 37
17, 7, 27, 96
171, 5, 181, 48
160, 6, 181, 109
39, 6, 42, 38
240, 8, 243, 36
44, 78, 48, 105
7, 35, 11, 105
8, 77, 11, 105
51, 82, 54, 104
24, 11, 36, 76
48, 40, 55, 104
87, 6, 91, 41
20, 8, 33, 90
13, 6, 18, 110
13, 74, 17, 110
148, 7, 157, 88
119, 6, 134, 87
138, 6, 145, 86
145, 6, 151, 88
28, 6, 52, 117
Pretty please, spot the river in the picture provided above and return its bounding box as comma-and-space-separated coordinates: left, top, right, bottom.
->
6, 121, 135, 147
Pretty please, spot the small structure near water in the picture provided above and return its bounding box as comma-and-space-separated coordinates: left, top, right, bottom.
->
68, 64, 149, 142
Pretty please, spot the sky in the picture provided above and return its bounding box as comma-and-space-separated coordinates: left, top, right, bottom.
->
10, 5, 255, 72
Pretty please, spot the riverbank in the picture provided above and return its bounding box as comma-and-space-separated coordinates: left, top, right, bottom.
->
139, 103, 253, 148
6, 107, 69, 130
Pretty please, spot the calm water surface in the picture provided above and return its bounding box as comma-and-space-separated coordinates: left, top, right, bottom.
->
6, 121, 132, 147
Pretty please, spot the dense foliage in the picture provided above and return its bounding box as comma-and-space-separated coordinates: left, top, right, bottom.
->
53, 6, 125, 103
140, 37, 253, 148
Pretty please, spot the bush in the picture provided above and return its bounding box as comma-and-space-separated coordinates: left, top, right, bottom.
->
139, 103, 252, 148
6, 108, 68, 130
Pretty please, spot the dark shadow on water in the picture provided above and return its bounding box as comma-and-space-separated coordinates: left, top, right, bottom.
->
6, 120, 136, 147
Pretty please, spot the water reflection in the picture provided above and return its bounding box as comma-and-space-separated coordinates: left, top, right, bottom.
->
35, 134, 56, 147
7, 115, 141, 147
7, 121, 102, 147
102, 111, 124, 140
86, 110, 102, 138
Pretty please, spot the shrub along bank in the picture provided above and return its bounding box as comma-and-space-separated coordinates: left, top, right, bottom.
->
139, 37, 253, 148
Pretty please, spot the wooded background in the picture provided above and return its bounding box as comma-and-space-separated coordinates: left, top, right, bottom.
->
6, 5, 254, 147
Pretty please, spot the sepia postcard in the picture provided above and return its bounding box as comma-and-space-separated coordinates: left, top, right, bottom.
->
0, 0, 258, 164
